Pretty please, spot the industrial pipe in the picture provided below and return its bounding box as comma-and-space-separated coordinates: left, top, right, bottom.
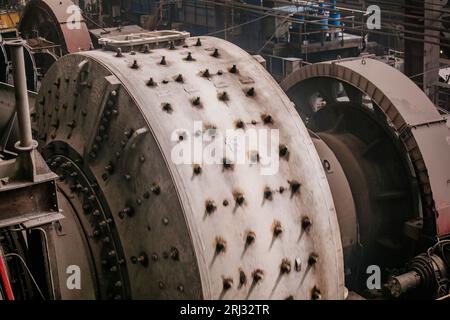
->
6, 39, 33, 151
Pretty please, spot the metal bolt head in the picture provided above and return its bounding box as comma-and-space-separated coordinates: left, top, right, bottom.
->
246, 87, 255, 96
261, 113, 273, 125
235, 193, 245, 206
192, 97, 201, 106
302, 217, 312, 231
280, 258, 291, 274
175, 74, 184, 83
195, 38, 202, 46
160, 56, 166, 65
151, 184, 161, 195
273, 220, 283, 237
223, 158, 234, 170
308, 253, 319, 266
245, 231, 256, 246
311, 286, 322, 300
170, 247, 179, 261
230, 65, 238, 74
223, 278, 233, 291
279, 144, 289, 158
264, 187, 273, 200
193, 164, 202, 175
219, 91, 229, 101
206, 200, 217, 214
294, 257, 302, 272
289, 180, 301, 194
147, 77, 156, 87
215, 237, 226, 254
239, 270, 247, 286
162, 102, 172, 113
252, 269, 264, 283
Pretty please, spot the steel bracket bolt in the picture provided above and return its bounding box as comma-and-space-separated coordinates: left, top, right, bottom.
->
206, 200, 217, 214
115, 48, 123, 57
280, 258, 292, 274
160, 56, 167, 65
252, 269, 264, 283
223, 278, 233, 291
169, 41, 175, 50
177, 285, 184, 293
195, 38, 202, 46
230, 65, 238, 74
212, 49, 219, 58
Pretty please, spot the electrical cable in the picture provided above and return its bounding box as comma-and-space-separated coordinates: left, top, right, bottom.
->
3, 253, 46, 300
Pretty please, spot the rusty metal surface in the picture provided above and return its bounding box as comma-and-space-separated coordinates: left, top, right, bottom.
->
19, 0, 92, 54
281, 57, 450, 237
34, 35, 345, 299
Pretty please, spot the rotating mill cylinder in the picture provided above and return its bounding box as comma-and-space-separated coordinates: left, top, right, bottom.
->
32, 31, 344, 299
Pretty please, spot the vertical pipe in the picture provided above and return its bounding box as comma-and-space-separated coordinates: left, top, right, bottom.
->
7, 39, 33, 150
